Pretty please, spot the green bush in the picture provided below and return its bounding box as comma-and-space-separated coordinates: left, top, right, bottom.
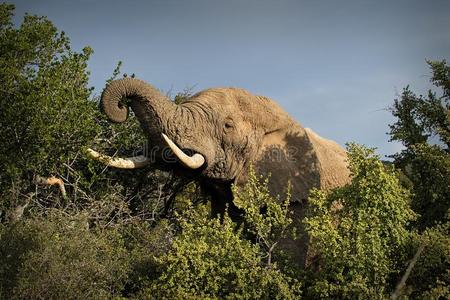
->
141, 206, 300, 299
120, 219, 174, 296
387, 60, 449, 298
0, 212, 176, 299
405, 223, 450, 299
233, 168, 294, 267
303, 144, 416, 299
0, 3, 96, 209
0, 213, 129, 299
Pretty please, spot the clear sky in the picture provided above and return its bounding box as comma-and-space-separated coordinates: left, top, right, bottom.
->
10, 0, 450, 158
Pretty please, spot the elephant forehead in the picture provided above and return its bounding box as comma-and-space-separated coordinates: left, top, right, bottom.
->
193, 88, 254, 106
189, 87, 294, 131
194, 89, 268, 118
183, 99, 238, 121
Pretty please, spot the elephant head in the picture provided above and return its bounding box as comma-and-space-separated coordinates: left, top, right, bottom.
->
92, 78, 350, 215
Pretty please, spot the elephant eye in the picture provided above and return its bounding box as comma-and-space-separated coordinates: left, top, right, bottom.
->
224, 119, 234, 132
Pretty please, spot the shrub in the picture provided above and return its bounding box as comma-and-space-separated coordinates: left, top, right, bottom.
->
0, 212, 129, 299
233, 167, 295, 268
303, 144, 416, 299
141, 195, 301, 299
405, 223, 450, 299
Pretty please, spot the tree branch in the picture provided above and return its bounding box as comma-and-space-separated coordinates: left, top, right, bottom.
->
34, 175, 67, 199
391, 244, 425, 299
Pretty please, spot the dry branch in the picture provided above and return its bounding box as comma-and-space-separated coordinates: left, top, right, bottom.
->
391, 244, 426, 299
34, 175, 67, 199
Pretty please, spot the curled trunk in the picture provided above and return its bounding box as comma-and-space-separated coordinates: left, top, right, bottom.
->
99, 78, 206, 169
101, 78, 177, 137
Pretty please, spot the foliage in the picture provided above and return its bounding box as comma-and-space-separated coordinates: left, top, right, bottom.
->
389, 60, 450, 228
173, 87, 194, 104
117, 219, 174, 296
142, 204, 301, 299
398, 143, 449, 229
0, 3, 177, 225
387, 60, 450, 297
233, 167, 294, 266
0, 2, 96, 215
404, 223, 450, 299
0, 210, 172, 299
0, 211, 174, 299
0, 212, 129, 299
303, 143, 416, 299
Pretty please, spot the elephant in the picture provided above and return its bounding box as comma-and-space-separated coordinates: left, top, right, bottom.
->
89, 78, 350, 265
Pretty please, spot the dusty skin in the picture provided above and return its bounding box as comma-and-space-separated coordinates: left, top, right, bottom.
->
95, 78, 351, 265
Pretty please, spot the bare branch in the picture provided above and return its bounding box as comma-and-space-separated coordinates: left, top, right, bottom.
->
34, 175, 67, 199
391, 244, 426, 300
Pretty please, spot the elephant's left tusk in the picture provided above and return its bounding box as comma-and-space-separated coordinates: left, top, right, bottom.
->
86, 148, 151, 169
161, 133, 205, 169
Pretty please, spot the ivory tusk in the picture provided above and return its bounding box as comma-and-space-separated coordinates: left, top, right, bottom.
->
161, 133, 205, 169
86, 148, 150, 169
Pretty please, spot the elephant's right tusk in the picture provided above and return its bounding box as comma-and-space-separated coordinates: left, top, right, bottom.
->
86, 148, 151, 169
161, 133, 205, 169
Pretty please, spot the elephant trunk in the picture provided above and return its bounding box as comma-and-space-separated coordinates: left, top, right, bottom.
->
100, 78, 205, 169
101, 78, 177, 137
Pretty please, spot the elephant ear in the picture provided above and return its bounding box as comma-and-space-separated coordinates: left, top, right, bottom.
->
232, 95, 315, 202
251, 125, 321, 203
251, 125, 351, 203
301, 128, 350, 190
234, 93, 350, 203
251, 126, 351, 270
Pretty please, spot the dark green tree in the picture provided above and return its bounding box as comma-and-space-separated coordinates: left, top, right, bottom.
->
389, 60, 449, 229
0, 3, 97, 216
388, 60, 450, 298
0, 3, 174, 223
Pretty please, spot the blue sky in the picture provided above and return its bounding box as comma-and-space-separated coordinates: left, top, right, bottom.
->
11, 0, 450, 157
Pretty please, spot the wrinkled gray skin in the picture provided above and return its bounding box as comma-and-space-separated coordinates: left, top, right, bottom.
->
102, 78, 350, 265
